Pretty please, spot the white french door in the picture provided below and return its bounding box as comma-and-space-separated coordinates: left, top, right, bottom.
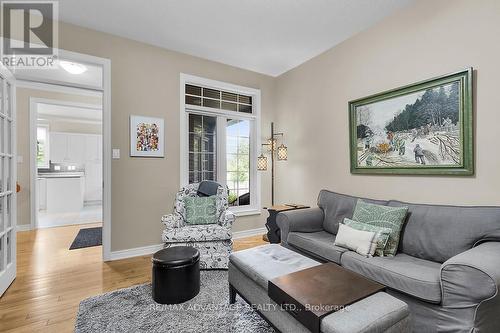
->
0, 63, 16, 297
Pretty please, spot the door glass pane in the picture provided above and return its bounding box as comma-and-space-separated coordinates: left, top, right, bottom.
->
6, 120, 12, 154
0, 235, 4, 271
0, 117, 4, 154
7, 230, 12, 265
6, 194, 11, 228
189, 152, 201, 172
226, 119, 250, 206
6, 83, 11, 117
0, 197, 4, 232
5, 158, 10, 191
0, 78, 4, 115
189, 114, 202, 134
188, 114, 217, 183
0, 157, 3, 192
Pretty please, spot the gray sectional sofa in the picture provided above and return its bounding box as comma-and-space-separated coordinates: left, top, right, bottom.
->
277, 190, 500, 332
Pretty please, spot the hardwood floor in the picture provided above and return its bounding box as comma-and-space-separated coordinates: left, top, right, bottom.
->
0, 224, 266, 332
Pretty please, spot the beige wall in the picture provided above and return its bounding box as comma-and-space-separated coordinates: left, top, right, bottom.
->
16, 88, 102, 227
273, 0, 500, 207
25, 22, 274, 251
18, 0, 499, 253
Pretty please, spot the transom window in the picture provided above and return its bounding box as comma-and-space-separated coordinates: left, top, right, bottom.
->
185, 84, 253, 113
181, 76, 260, 215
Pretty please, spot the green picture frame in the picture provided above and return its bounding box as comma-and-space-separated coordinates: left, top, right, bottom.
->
349, 68, 473, 175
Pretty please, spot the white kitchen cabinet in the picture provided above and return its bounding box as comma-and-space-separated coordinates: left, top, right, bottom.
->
68, 135, 86, 164
47, 132, 102, 203
46, 177, 84, 213
37, 178, 47, 211
84, 161, 102, 202
49, 132, 69, 163
50, 132, 99, 164
85, 135, 102, 162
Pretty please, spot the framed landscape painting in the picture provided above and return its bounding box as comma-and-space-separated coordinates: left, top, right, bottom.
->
130, 115, 165, 157
349, 68, 473, 175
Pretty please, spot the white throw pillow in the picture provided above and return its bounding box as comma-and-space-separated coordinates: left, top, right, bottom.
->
334, 224, 378, 257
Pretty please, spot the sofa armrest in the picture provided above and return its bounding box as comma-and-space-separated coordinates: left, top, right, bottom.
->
220, 210, 235, 228
276, 207, 324, 245
440, 242, 500, 331
161, 213, 184, 229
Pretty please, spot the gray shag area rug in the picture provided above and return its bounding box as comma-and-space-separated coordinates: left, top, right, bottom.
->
75, 270, 275, 333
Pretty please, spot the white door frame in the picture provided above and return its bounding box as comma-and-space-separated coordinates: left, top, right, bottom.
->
29, 98, 102, 229
18, 48, 112, 261
0, 62, 16, 296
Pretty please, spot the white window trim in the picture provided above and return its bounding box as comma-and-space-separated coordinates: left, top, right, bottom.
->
36, 123, 50, 168
179, 73, 261, 216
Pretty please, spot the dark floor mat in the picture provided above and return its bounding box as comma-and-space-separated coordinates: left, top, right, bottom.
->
70, 227, 102, 250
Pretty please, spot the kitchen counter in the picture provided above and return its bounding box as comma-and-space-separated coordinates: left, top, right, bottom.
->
38, 172, 85, 179
39, 175, 85, 214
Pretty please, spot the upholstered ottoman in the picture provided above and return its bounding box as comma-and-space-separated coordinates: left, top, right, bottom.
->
228, 245, 410, 333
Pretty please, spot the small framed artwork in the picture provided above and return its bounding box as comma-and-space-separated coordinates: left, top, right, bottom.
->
349, 68, 473, 175
130, 115, 165, 157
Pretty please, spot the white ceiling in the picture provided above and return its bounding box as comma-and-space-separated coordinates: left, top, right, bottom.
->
13, 59, 103, 89
58, 0, 414, 76
37, 103, 102, 122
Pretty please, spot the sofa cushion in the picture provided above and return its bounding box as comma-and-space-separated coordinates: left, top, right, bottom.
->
288, 231, 348, 264
162, 224, 231, 242
229, 244, 320, 290
389, 201, 500, 263
317, 190, 388, 235
341, 252, 442, 304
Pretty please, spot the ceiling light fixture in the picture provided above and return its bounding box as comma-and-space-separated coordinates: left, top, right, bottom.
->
59, 60, 88, 74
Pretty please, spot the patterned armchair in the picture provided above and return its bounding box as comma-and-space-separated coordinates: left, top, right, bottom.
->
161, 183, 235, 269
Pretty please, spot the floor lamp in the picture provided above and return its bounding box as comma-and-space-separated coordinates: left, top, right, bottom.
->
257, 122, 287, 206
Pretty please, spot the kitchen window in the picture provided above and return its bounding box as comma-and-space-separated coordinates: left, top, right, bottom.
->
37, 124, 50, 168
181, 75, 261, 215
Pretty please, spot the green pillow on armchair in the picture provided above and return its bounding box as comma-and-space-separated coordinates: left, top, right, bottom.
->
184, 196, 218, 225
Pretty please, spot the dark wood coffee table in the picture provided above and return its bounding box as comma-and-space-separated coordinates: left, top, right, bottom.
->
268, 263, 385, 333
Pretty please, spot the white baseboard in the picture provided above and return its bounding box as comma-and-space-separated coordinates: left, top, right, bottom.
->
16, 224, 32, 232
36, 219, 101, 229
107, 227, 266, 261
108, 243, 164, 261
233, 227, 267, 239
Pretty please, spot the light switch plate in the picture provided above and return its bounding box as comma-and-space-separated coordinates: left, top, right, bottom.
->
112, 148, 120, 159
17, 155, 23, 163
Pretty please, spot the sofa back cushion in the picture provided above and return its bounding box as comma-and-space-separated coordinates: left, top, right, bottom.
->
317, 190, 388, 234
389, 200, 500, 263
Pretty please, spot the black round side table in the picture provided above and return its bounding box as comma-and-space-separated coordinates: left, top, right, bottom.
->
152, 246, 200, 304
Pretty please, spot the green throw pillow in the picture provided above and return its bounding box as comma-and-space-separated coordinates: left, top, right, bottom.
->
184, 196, 218, 225
343, 218, 393, 257
352, 200, 408, 256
